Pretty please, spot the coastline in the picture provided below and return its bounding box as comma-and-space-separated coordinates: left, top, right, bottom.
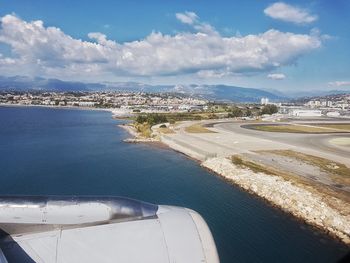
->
0, 103, 113, 112
201, 157, 350, 245
118, 123, 159, 143
120, 120, 350, 245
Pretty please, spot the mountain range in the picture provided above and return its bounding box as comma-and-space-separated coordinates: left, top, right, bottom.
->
0, 75, 348, 103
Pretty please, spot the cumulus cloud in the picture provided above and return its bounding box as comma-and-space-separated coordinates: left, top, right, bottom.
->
264, 2, 318, 24
0, 13, 323, 80
328, 81, 350, 87
267, 73, 286, 80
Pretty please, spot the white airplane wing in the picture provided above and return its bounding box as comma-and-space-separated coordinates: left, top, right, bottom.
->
0, 196, 219, 263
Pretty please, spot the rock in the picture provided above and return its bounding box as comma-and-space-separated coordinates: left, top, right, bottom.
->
201, 157, 350, 245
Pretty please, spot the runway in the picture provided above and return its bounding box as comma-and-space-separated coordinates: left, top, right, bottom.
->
213, 121, 350, 167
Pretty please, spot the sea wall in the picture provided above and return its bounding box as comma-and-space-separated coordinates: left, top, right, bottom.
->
202, 157, 350, 244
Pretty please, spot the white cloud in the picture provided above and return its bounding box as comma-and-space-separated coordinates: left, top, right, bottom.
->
0, 14, 323, 80
175, 11, 198, 25
267, 73, 286, 80
0, 53, 16, 65
176, 12, 216, 34
328, 81, 350, 87
264, 2, 318, 24
197, 70, 228, 79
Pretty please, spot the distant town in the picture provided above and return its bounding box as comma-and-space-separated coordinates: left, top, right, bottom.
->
0, 91, 349, 118
0, 91, 207, 112
280, 93, 350, 118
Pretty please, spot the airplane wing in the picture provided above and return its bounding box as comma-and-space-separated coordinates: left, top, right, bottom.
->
0, 196, 219, 263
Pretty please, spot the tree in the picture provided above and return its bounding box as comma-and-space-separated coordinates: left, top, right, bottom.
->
245, 108, 252, 117
136, 115, 147, 124
260, 104, 278, 115
136, 113, 168, 125
147, 113, 168, 125
228, 107, 243, 118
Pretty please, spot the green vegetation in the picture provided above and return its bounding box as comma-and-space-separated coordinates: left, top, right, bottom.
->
136, 113, 168, 126
260, 104, 278, 115
245, 108, 252, 117
224, 106, 257, 118
206, 103, 262, 118
208, 103, 229, 113
132, 103, 266, 123
135, 112, 219, 125
185, 124, 216, 133
167, 112, 204, 121
228, 107, 243, 118
133, 102, 279, 132
251, 124, 344, 133
134, 113, 168, 138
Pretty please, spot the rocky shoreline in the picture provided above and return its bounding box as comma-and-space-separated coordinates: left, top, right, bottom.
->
202, 157, 350, 245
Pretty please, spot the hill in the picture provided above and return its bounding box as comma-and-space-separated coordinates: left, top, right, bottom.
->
0, 75, 286, 102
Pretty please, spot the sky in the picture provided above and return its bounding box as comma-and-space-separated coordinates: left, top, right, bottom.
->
0, 0, 349, 92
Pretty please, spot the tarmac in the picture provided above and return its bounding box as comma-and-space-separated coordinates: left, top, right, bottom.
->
160, 118, 350, 194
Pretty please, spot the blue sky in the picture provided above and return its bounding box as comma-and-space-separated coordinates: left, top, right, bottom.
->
0, 0, 349, 92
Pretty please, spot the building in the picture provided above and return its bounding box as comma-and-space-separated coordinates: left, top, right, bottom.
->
326, 101, 333, 107
261, 97, 269, 105
290, 109, 322, 117
326, 111, 340, 117
306, 100, 321, 108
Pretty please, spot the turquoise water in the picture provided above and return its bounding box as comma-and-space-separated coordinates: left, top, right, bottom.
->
0, 106, 348, 262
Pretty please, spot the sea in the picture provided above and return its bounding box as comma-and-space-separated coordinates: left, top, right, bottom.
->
0, 106, 348, 262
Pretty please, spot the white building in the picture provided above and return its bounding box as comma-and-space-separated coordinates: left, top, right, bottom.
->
306, 100, 321, 108
290, 109, 322, 117
261, 97, 269, 105
326, 111, 340, 117
178, 105, 191, 111
78, 102, 95, 107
